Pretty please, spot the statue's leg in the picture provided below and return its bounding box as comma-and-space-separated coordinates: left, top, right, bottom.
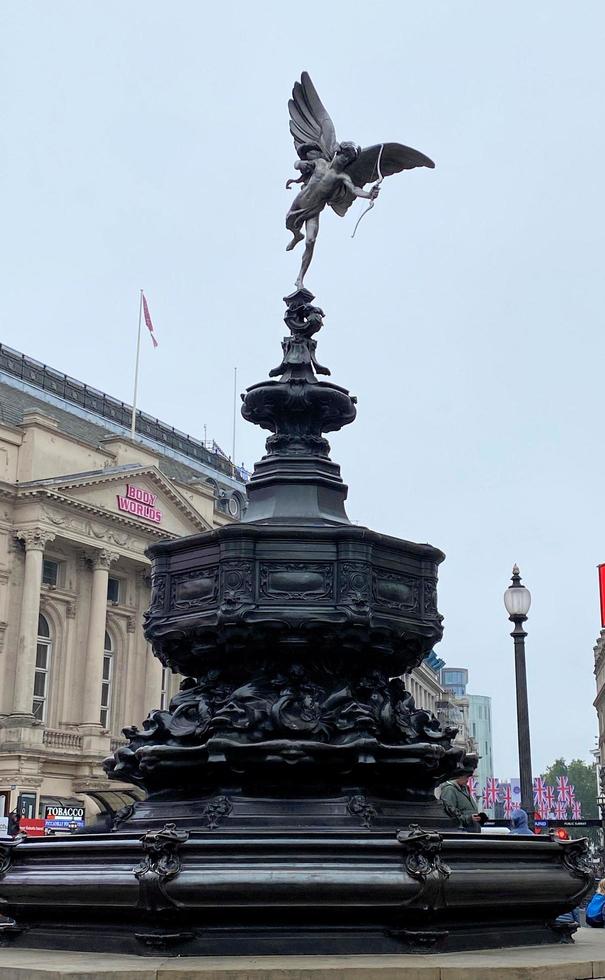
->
286, 210, 305, 251
295, 216, 319, 288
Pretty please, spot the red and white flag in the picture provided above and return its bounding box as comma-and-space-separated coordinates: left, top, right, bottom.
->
142, 293, 158, 348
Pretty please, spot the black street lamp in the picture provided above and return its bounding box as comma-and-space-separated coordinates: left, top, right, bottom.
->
504, 565, 534, 824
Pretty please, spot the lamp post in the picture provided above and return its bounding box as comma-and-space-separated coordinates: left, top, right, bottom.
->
504, 565, 534, 825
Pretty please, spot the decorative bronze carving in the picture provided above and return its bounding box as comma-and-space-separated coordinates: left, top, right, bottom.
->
397, 824, 451, 913
204, 795, 233, 830
134, 823, 190, 911
259, 561, 334, 601
347, 795, 377, 828
106, 664, 469, 791
398, 824, 451, 884
555, 835, 592, 881
373, 570, 419, 612
171, 567, 219, 609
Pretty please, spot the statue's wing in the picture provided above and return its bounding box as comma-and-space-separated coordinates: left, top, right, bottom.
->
330, 142, 435, 217
289, 72, 339, 161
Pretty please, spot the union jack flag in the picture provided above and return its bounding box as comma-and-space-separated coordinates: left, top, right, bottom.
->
571, 801, 582, 819
501, 784, 513, 814
483, 777, 500, 808
467, 776, 478, 800
555, 800, 567, 820
556, 775, 573, 804
533, 777, 546, 806
544, 785, 556, 810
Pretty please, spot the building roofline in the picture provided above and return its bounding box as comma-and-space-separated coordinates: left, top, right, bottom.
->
0, 344, 247, 490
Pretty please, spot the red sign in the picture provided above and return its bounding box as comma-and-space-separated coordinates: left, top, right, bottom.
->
598, 564, 605, 628
117, 484, 162, 524
19, 817, 45, 837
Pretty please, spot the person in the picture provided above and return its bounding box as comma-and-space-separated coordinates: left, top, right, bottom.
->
7, 809, 20, 837
586, 879, 605, 927
439, 769, 486, 832
510, 808, 533, 835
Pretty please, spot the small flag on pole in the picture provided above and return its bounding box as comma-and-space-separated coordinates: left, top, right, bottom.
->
142, 293, 158, 348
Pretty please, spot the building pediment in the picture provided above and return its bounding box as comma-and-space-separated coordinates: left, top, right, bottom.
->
19, 465, 211, 537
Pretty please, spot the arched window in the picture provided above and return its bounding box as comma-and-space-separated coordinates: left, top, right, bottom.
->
100, 630, 114, 728
33, 613, 52, 721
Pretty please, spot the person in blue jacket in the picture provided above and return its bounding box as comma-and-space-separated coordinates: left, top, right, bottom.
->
510, 809, 533, 835
586, 879, 605, 927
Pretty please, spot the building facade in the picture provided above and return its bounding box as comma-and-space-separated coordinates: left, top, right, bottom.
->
467, 694, 494, 797
0, 346, 246, 823
438, 666, 494, 810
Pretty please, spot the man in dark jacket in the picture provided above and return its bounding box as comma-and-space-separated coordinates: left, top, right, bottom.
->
440, 768, 483, 831
7, 810, 20, 837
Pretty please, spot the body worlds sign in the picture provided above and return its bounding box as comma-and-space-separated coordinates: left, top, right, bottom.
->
117, 485, 163, 524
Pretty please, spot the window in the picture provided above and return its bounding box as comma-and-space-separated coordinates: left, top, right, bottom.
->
33, 614, 52, 721
42, 559, 59, 587
160, 668, 169, 710
100, 631, 113, 728
107, 577, 120, 603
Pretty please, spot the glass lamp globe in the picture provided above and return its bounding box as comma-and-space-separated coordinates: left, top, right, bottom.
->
504, 564, 531, 617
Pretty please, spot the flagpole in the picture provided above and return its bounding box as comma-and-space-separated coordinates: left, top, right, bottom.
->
131, 289, 144, 440
231, 366, 237, 475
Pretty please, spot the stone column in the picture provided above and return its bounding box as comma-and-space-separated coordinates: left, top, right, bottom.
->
12, 528, 55, 722
143, 644, 164, 715
81, 549, 118, 730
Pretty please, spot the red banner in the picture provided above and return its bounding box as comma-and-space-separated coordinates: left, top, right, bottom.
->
19, 817, 45, 837
599, 564, 605, 628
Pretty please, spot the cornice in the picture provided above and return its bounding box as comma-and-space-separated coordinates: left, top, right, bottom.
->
25, 490, 177, 540
17, 469, 211, 534
0, 483, 17, 501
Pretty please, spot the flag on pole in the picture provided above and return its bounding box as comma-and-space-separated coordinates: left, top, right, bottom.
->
142, 293, 158, 348
556, 775, 573, 804
533, 777, 546, 807
467, 776, 478, 800
483, 777, 500, 808
502, 784, 513, 815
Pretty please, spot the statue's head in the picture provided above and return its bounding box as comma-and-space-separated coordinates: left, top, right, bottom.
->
334, 141, 360, 168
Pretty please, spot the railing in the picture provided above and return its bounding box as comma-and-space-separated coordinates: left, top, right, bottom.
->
0, 343, 247, 482
43, 729, 82, 751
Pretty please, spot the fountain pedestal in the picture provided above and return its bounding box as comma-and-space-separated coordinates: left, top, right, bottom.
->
0, 290, 591, 955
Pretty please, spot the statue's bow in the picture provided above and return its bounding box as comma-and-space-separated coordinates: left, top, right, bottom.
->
351, 143, 384, 240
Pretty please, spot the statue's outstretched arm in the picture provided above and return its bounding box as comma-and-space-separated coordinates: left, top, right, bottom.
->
341, 173, 379, 201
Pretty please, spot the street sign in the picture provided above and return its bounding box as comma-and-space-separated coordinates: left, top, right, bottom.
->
535, 819, 602, 828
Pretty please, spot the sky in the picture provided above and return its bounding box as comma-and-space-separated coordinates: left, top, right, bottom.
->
2, 1, 604, 778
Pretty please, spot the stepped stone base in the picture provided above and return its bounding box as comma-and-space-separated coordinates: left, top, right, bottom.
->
2, 930, 605, 980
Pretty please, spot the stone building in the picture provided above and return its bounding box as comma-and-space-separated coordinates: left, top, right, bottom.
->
407, 658, 447, 716
593, 629, 605, 768
0, 345, 246, 823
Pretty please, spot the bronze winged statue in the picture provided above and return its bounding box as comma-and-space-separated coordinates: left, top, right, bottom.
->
286, 72, 435, 289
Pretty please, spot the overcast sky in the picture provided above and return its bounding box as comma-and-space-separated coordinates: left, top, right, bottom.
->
2, 1, 604, 778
